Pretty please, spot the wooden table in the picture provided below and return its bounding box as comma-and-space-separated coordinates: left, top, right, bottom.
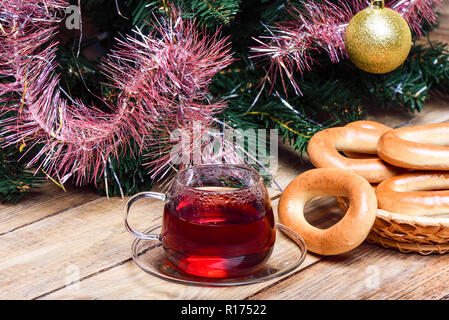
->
1, 4, 449, 301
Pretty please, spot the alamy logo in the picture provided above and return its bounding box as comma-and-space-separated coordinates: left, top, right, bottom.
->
65, 5, 81, 30
65, 264, 80, 291
170, 121, 279, 174
365, 265, 381, 290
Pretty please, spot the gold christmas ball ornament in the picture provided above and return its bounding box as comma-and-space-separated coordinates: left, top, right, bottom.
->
344, 0, 412, 74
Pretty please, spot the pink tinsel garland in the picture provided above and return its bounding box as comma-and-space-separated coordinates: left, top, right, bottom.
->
0, 0, 233, 185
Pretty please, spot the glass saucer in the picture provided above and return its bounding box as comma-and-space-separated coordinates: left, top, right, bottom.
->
131, 223, 307, 287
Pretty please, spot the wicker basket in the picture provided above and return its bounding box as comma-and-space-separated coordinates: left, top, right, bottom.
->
336, 197, 449, 255
367, 209, 449, 255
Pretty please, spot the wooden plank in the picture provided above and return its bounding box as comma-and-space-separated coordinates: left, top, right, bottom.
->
0, 182, 99, 235
39, 256, 320, 300
0, 138, 305, 299
39, 199, 339, 300
406, 97, 449, 126
39, 197, 342, 300
248, 241, 449, 300
0, 153, 309, 300
0, 195, 148, 300
39, 254, 320, 300
0, 198, 319, 300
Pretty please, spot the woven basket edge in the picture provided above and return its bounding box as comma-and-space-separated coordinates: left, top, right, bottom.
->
377, 209, 449, 227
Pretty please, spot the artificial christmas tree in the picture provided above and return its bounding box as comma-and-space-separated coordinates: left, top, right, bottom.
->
0, 0, 447, 201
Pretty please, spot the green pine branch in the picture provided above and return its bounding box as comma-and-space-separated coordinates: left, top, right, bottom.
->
129, 0, 242, 28
95, 144, 153, 197
215, 41, 449, 155
353, 40, 449, 113
0, 146, 44, 203
190, 0, 241, 26
2, 0, 448, 202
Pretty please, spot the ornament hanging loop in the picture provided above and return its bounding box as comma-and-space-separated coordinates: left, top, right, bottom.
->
371, 0, 385, 9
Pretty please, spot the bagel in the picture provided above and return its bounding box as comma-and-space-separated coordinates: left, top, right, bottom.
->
377, 123, 449, 170
345, 120, 391, 132
376, 172, 449, 216
307, 123, 403, 183
278, 168, 377, 255
343, 121, 391, 159
336, 184, 378, 211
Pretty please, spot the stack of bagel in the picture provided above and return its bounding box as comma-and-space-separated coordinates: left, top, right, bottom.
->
279, 120, 449, 256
